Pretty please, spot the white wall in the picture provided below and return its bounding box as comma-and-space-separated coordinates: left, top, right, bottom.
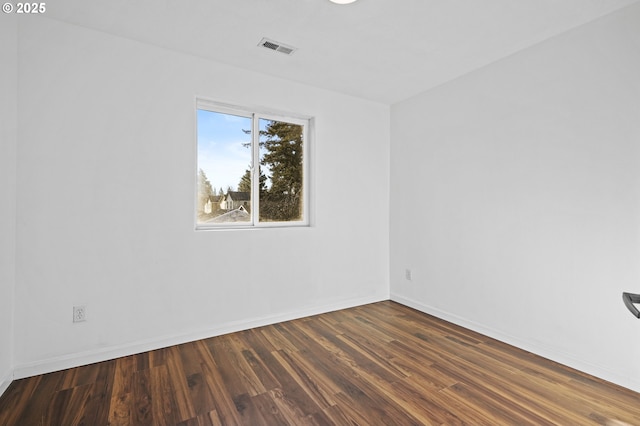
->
13, 17, 389, 377
391, 4, 640, 392
0, 14, 17, 395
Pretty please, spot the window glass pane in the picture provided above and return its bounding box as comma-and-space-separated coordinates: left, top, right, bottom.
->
197, 109, 252, 225
258, 118, 304, 222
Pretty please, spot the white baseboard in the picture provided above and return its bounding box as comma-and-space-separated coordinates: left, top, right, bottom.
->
391, 293, 640, 394
0, 369, 12, 398
13, 294, 387, 380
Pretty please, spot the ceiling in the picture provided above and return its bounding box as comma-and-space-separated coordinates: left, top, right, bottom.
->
44, 0, 639, 104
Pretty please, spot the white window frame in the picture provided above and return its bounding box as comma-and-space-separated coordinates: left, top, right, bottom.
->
195, 99, 311, 230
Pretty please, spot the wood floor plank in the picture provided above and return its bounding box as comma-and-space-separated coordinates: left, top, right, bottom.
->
11, 370, 65, 425
280, 329, 424, 424
77, 361, 117, 426
149, 364, 179, 426
301, 319, 407, 384
252, 390, 309, 425
321, 402, 365, 425
150, 346, 170, 368
270, 348, 336, 413
192, 340, 244, 425
275, 349, 341, 408
0, 374, 42, 425
164, 345, 197, 422
108, 355, 136, 426
388, 378, 464, 425
178, 342, 217, 417
1, 301, 639, 425
205, 335, 265, 399
132, 368, 153, 425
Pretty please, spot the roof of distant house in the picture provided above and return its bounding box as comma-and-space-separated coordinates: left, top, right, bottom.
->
226, 191, 250, 201
208, 206, 250, 223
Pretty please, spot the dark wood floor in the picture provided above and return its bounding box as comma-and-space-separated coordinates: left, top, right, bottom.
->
1, 301, 639, 425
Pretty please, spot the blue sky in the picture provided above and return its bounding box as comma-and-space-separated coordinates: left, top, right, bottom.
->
197, 109, 252, 193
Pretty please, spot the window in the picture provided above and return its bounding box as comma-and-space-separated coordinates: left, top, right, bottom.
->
196, 100, 310, 229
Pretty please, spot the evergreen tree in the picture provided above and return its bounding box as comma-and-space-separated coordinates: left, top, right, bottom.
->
259, 121, 303, 221
238, 168, 267, 194
197, 169, 214, 213
238, 169, 251, 193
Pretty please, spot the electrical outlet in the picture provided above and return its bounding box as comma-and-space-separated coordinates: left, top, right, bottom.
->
405, 269, 412, 281
73, 305, 86, 323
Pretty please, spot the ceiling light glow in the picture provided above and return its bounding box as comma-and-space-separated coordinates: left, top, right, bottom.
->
329, 0, 358, 4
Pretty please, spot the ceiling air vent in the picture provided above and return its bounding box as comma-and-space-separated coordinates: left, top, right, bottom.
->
258, 37, 297, 55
